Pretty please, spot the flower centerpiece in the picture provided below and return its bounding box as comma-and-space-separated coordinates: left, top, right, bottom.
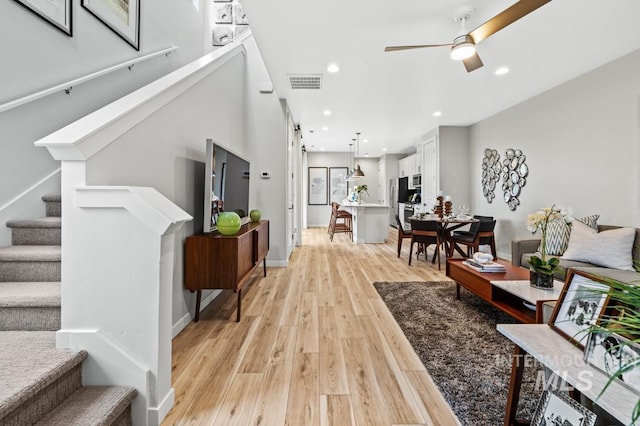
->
526, 205, 570, 289
353, 184, 369, 204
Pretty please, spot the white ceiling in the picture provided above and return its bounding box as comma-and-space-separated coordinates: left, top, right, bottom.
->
241, 0, 640, 156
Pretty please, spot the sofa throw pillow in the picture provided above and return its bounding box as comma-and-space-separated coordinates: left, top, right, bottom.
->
561, 221, 635, 271
538, 214, 599, 256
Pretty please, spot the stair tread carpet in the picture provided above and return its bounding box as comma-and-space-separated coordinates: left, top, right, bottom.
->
41, 195, 61, 203
0, 246, 61, 262
0, 282, 60, 307
34, 386, 137, 426
0, 331, 87, 419
5, 217, 61, 229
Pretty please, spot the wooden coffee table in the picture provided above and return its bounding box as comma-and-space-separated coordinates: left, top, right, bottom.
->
446, 258, 560, 324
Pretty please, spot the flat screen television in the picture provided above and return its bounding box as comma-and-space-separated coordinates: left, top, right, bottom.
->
204, 139, 250, 233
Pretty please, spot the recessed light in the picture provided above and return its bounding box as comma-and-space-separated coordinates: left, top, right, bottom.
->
495, 66, 510, 76
382, 148, 388, 151
364, 153, 369, 157
327, 63, 340, 73
320, 147, 325, 151
433, 111, 442, 117
321, 126, 329, 131
323, 109, 332, 116
363, 139, 369, 143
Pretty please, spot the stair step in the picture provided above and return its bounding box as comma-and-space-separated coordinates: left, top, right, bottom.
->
6, 217, 61, 246
0, 331, 87, 425
0, 246, 61, 282
34, 386, 137, 426
42, 195, 61, 218
0, 282, 61, 331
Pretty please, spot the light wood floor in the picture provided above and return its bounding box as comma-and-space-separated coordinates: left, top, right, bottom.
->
163, 226, 460, 425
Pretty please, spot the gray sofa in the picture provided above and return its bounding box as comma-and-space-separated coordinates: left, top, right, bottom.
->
511, 224, 640, 283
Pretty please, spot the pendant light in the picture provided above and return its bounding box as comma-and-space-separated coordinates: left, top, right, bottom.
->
353, 132, 365, 178
346, 141, 356, 182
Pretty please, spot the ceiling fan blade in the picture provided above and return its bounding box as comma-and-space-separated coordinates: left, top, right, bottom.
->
462, 52, 484, 73
469, 0, 551, 44
385, 43, 452, 52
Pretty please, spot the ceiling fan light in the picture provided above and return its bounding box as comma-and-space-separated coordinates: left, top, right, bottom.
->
451, 42, 476, 60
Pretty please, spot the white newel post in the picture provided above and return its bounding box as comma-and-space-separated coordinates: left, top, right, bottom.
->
37, 159, 191, 426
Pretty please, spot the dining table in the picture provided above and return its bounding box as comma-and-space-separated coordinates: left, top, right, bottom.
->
408, 215, 479, 258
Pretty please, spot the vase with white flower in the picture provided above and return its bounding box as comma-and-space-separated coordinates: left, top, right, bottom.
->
353, 184, 369, 204
526, 205, 571, 289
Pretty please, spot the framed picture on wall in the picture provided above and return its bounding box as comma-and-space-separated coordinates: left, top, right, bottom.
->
214, 4, 232, 24
329, 167, 348, 203
82, 0, 140, 50
15, 0, 72, 36
308, 167, 328, 205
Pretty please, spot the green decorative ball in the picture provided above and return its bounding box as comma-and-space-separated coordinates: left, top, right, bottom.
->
217, 212, 241, 235
249, 209, 262, 222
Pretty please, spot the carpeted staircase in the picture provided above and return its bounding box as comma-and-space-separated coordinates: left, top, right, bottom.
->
0, 195, 137, 425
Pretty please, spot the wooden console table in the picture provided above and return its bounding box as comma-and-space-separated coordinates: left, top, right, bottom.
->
498, 324, 637, 426
184, 220, 269, 322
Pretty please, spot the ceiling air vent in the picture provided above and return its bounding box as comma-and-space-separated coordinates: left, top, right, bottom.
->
288, 74, 323, 90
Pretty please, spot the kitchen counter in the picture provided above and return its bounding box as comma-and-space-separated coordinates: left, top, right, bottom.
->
339, 203, 390, 243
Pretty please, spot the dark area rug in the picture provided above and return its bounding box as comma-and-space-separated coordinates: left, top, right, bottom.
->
374, 280, 542, 426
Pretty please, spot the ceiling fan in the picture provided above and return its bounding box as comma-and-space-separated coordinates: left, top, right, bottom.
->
384, 0, 551, 72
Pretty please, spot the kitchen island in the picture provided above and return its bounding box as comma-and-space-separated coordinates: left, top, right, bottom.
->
340, 202, 391, 243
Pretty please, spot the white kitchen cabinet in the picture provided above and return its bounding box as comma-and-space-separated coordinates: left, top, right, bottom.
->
419, 127, 470, 211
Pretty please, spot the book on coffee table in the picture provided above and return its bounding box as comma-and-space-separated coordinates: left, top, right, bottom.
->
463, 259, 506, 273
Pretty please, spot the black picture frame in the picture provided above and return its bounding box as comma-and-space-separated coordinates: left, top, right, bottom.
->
549, 269, 611, 349
308, 167, 328, 205
15, 0, 72, 36
82, 0, 140, 51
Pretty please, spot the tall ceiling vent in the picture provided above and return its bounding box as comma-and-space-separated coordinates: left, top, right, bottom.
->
288, 74, 323, 90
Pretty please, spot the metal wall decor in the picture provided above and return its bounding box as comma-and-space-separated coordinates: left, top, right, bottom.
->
502, 148, 528, 211
481, 148, 501, 203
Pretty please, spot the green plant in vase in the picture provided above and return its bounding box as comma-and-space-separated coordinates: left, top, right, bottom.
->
586, 274, 640, 423
353, 184, 368, 204
526, 205, 570, 289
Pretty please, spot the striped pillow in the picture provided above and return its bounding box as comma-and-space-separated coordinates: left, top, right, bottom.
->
539, 214, 599, 256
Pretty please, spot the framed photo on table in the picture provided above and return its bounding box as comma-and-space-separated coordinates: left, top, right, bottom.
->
329, 167, 348, 203
584, 329, 640, 394
308, 167, 327, 205
531, 388, 596, 426
82, 0, 140, 50
549, 270, 610, 348
15, 0, 72, 36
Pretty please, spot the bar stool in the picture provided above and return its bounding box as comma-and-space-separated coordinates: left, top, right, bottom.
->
329, 202, 352, 241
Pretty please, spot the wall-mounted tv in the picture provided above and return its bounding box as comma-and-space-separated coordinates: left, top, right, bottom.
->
204, 139, 250, 233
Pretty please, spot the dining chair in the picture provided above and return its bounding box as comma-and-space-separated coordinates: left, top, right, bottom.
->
409, 219, 442, 269
450, 215, 493, 239
448, 219, 497, 259
395, 214, 412, 257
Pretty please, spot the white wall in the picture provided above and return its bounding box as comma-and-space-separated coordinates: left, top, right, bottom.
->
83, 36, 287, 329
0, 0, 206, 245
468, 48, 640, 259
306, 153, 379, 227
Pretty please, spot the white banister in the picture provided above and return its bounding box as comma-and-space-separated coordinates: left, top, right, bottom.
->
0, 46, 178, 113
